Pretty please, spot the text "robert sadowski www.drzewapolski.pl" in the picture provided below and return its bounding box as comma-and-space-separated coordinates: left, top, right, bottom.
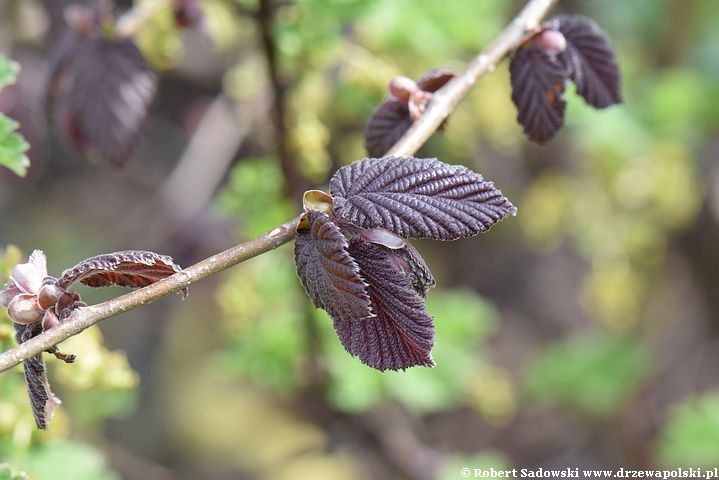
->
462, 467, 719, 478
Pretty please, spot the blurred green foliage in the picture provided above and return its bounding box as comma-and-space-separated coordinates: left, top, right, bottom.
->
0, 56, 29, 177
658, 391, 719, 468
524, 333, 649, 417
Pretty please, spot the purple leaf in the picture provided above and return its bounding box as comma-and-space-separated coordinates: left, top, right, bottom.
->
510, 35, 569, 144
330, 156, 517, 240
14, 323, 61, 430
333, 240, 435, 371
557, 15, 622, 108
294, 210, 373, 322
364, 100, 412, 158
49, 34, 157, 166
57, 250, 188, 299
416, 67, 455, 93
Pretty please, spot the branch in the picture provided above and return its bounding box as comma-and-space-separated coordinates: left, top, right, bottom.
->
386, 0, 557, 157
0, 0, 556, 373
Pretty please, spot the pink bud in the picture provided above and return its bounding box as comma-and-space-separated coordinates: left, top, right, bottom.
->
536, 29, 567, 56
389, 76, 418, 103
37, 283, 64, 310
42, 310, 60, 330
7, 294, 44, 325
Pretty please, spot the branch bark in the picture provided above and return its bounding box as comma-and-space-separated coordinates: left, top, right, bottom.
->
0, 0, 556, 374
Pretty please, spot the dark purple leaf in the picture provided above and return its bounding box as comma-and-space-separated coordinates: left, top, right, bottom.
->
416, 67, 456, 93
393, 242, 435, 297
49, 34, 157, 167
294, 210, 372, 322
14, 322, 61, 430
330, 156, 517, 240
510, 36, 569, 144
333, 240, 434, 371
557, 15, 622, 108
364, 100, 411, 158
57, 250, 188, 298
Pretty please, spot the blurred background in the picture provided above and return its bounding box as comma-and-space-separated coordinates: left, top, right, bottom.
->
1, 0, 719, 478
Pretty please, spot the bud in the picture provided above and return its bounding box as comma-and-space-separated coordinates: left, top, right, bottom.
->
42, 310, 60, 330
7, 294, 44, 325
388, 76, 417, 103
536, 28, 567, 56
37, 283, 64, 310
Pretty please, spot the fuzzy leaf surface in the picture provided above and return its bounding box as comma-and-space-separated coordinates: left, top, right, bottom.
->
557, 15, 622, 108
49, 35, 157, 166
331, 157, 517, 240
332, 240, 434, 371
57, 250, 187, 298
510, 39, 569, 144
295, 210, 372, 322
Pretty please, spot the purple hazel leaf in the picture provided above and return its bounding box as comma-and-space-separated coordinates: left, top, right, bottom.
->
49, 34, 157, 167
333, 239, 435, 371
364, 100, 412, 158
330, 156, 517, 241
57, 250, 188, 299
415, 67, 456, 94
510, 32, 570, 144
294, 210, 373, 322
14, 322, 61, 430
556, 15, 622, 108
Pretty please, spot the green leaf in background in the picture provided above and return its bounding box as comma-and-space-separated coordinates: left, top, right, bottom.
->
19, 442, 119, 480
0, 56, 29, 177
0, 464, 28, 480
0, 114, 30, 178
0, 56, 19, 89
658, 391, 719, 468
524, 333, 649, 416
215, 157, 294, 238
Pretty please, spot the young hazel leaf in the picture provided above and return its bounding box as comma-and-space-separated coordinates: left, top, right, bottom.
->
510, 38, 569, 144
415, 67, 456, 93
364, 100, 412, 158
57, 250, 188, 299
332, 239, 435, 371
557, 15, 622, 108
330, 157, 517, 240
14, 323, 61, 430
294, 210, 373, 322
49, 35, 157, 167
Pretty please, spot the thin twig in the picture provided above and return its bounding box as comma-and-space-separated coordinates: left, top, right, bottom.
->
387, 0, 557, 157
0, 0, 556, 373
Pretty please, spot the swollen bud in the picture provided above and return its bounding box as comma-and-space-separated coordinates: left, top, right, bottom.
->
536, 28, 567, 56
388, 76, 418, 103
7, 294, 44, 325
37, 282, 64, 310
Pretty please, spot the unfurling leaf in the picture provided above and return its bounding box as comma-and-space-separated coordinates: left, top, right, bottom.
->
49, 34, 157, 167
14, 323, 61, 430
333, 239, 435, 371
57, 250, 188, 299
330, 157, 517, 240
557, 15, 622, 108
364, 68, 455, 157
294, 210, 372, 322
509, 34, 569, 144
